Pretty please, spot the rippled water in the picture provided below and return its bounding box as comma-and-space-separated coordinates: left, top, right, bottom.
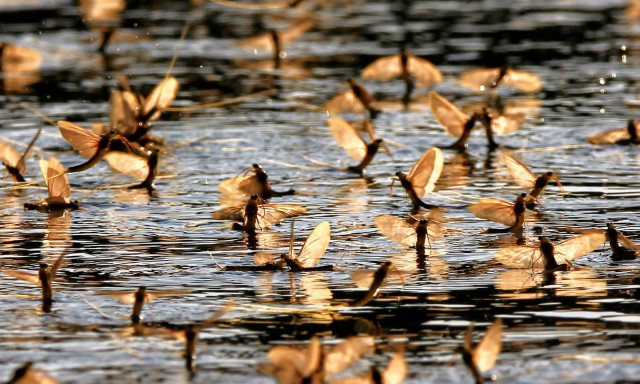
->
2, 0, 640, 383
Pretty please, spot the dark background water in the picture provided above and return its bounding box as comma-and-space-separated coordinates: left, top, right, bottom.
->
2, 0, 640, 382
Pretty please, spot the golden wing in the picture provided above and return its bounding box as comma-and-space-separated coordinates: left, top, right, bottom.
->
3, 269, 41, 285
428, 91, 468, 138
253, 252, 278, 267
468, 198, 517, 227
350, 270, 375, 289
459, 68, 501, 92
144, 290, 185, 303
502, 152, 537, 190
406, 146, 444, 197
257, 204, 306, 229
407, 55, 442, 87
374, 215, 417, 247
586, 129, 630, 145
381, 350, 408, 384
493, 244, 542, 269
295, 221, 330, 268
324, 91, 365, 115
99, 291, 137, 304
278, 17, 315, 45
218, 174, 261, 196
328, 117, 368, 160
473, 318, 503, 373
0, 138, 22, 170
490, 113, 524, 135
324, 337, 372, 379
142, 76, 179, 121
109, 90, 141, 137
104, 151, 149, 180
57, 120, 101, 158
212, 206, 245, 221
502, 69, 543, 93
553, 232, 607, 265
617, 231, 640, 250
361, 55, 403, 82
40, 157, 71, 198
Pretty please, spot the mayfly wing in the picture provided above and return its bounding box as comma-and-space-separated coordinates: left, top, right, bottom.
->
553, 232, 607, 265
212, 206, 245, 221
3, 269, 41, 285
459, 68, 501, 92
586, 129, 630, 145
109, 90, 140, 137
361, 54, 403, 82
13, 126, 42, 174
257, 204, 306, 229
40, 158, 70, 198
328, 117, 368, 160
374, 215, 417, 247
473, 318, 503, 373
407, 55, 443, 86
428, 91, 468, 138
104, 151, 149, 180
502, 69, 543, 93
57, 121, 101, 158
0, 138, 22, 170
350, 270, 375, 289
381, 350, 408, 384
468, 198, 517, 227
490, 113, 524, 135
142, 76, 179, 121
502, 152, 537, 190
324, 91, 365, 115
49, 253, 66, 278
254, 252, 278, 267
406, 147, 444, 197
493, 244, 542, 269
294, 221, 330, 268
323, 337, 372, 379
278, 17, 315, 45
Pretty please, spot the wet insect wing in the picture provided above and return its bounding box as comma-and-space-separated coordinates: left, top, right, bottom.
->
490, 112, 524, 135
362, 54, 403, 82
468, 198, 518, 227
0, 138, 23, 171
382, 350, 408, 384
40, 158, 71, 199
57, 121, 102, 159
502, 152, 537, 190
328, 117, 368, 160
407, 55, 443, 87
493, 244, 541, 269
428, 91, 468, 138
293, 221, 330, 268
109, 90, 141, 137
256, 204, 307, 230
104, 151, 149, 180
325, 91, 366, 115
472, 318, 503, 373
552, 232, 607, 265
142, 76, 179, 122
459, 68, 502, 92
406, 147, 444, 197
585, 128, 630, 145
501, 69, 543, 93
374, 215, 418, 247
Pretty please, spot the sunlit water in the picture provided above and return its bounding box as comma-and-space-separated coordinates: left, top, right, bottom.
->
2, 0, 640, 383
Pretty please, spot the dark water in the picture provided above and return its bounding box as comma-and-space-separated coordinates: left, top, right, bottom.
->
2, 0, 640, 383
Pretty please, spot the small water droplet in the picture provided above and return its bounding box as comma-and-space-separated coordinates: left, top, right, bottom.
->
599, 78, 605, 85
600, 108, 605, 113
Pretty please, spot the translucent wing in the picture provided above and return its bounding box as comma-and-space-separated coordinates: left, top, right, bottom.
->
295, 221, 330, 268
142, 76, 179, 121
617, 232, 640, 250
586, 129, 630, 145
490, 113, 524, 135
502, 152, 537, 190
110, 90, 141, 137
473, 318, 503, 373
459, 68, 501, 91
406, 147, 444, 197
254, 252, 278, 267
374, 215, 417, 247
493, 244, 542, 269
350, 270, 375, 289
16, 126, 42, 174
99, 291, 137, 304
218, 174, 262, 196
237, 33, 274, 51
278, 17, 315, 45
502, 69, 543, 93
324, 337, 371, 379
144, 290, 185, 303
468, 198, 517, 227
40, 158, 70, 198
428, 91, 468, 138
257, 204, 307, 229
49, 253, 66, 278
104, 151, 149, 180
553, 232, 607, 265
407, 55, 443, 86
3, 269, 41, 285
57, 121, 101, 159
212, 206, 245, 221
382, 350, 408, 384
361, 55, 403, 81
328, 117, 368, 160
324, 91, 365, 115
0, 138, 22, 169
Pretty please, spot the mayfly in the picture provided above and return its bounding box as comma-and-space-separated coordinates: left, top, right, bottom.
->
57, 120, 124, 173
467, 193, 527, 234
98, 286, 186, 324
493, 233, 606, 271
502, 152, 563, 203
325, 79, 382, 119
586, 119, 640, 145
606, 223, 639, 260
24, 157, 79, 212
212, 194, 306, 234
328, 117, 384, 174
459, 67, 542, 94
3, 253, 65, 313
6, 361, 59, 384
103, 148, 159, 191
0, 126, 41, 182
374, 210, 445, 249
394, 147, 444, 209
218, 163, 296, 199
459, 319, 503, 384
348, 261, 393, 307
282, 220, 332, 272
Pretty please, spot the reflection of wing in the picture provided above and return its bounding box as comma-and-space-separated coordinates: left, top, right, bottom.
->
502, 69, 542, 93
4, 269, 41, 285
57, 121, 101, 158
362, 55, 402, 81
407, 55, 442, 86
406, 147, 444, 197
381, 350, 408, 384
218, 174, 262, 196
553, 233, 606, 265
493, 245, 542, 269
586, 129, 630, 145
142, 77, 179, 121
257, 204, 307, 229
328, 117, 367, 160
428, 91, 468, 138
468, 198, 517, 227
40, 158, 71, 198
374, 215, 417, 247
324, 91, 365, 115
490, 113, 524, 135
502, 152, 537, 190
279, 17, 315, 45
0, 138, 22, 170
104, 151, 149, 180
473, 319, 502, 373
459, 68, 501, 91
295, 221, 330, 268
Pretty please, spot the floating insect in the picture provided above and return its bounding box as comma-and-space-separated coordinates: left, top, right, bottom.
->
281, 220, 332, 271
218, 164, 296, 199
0, 126, 41, 182
325, 79, 381, 118
104, 148, 159, 191
212, 194, 306, 234
98, 286, 186, 324
24, 157, 79, 212
606, 223, 639, 260
374, 210, 445, 249
459, 67, 542, 93
328, 117, 384, 174
6, 361, 59, 384
394, 147, 444, 209
502, 152, 563, 203
57, 120, 121, 173
585, 119, 640, 145
459, 319, 503, 384
3, 253, 65, 313
362, 48, 442, 104
428, 91, 487, 150
493, 233, 607, 271
467, 193, 527, 234
349, 261, 393, 307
